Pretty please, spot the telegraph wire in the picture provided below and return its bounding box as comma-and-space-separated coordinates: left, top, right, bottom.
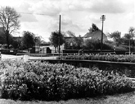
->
19, 12, 47, 16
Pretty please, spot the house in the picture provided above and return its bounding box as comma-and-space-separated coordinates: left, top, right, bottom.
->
83, 30, 108, 42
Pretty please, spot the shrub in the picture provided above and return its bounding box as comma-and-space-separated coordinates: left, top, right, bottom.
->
58, 54, 135, 63
0, 60, 134, 100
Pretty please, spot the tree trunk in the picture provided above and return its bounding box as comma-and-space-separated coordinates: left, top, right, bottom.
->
55, 47, 56, 53
6, 30, 9, 49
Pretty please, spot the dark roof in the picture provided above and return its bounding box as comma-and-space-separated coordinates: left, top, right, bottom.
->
13, 37, 22, 41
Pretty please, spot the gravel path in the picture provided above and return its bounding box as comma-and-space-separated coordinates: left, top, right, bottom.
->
1, 54, 57, 62
0, 92, 135, 104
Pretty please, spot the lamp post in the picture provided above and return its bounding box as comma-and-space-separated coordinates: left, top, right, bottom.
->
58, 15, 61, 56
100, 15, 106, 52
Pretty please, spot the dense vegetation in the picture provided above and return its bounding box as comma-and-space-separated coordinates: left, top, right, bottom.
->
0, 60, 134, 101
58, 54, 135, 63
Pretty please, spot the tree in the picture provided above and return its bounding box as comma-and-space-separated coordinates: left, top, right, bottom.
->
124, 33, 132, 40
124, 33, 132, 54
129, 27, 135, 50
22, 31, 35, 49
34, 36, 42, 46
109, 31, 121, 46
50, 31, 65, 53
129, 27, 135, 38
0, 6, 20, 48
84, 39, 101, 50
88, 23, 99, 33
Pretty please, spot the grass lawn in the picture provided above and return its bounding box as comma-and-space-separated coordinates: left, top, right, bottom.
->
0, 92, 135, 104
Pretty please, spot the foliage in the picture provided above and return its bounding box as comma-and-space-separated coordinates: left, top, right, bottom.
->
83, 39, 112, 50
88, 23, 100, 33
0, 60, 134, 100
129, 27, 135, 38
59, 54, 135, 63
21, 31, 35, 49
50, 31, 65, 52
109, 31, 121, 46
0, 6, 20, 48
34, 36, 42, 46
124, 33, 132, 40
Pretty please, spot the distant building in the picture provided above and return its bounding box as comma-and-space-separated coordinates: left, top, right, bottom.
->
83, 30, 108, 42
13, 36, 22, 41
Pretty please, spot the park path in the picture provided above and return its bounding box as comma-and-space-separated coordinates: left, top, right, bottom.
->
1, 54, 57, 62
0, 92, 135, 104
1, 54, 23, 60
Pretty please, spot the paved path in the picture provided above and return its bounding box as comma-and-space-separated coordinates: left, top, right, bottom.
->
1, 54, 57, 62
1, 54, 23, 60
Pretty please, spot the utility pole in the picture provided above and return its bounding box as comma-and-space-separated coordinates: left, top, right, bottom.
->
58, 15, 61, 56
100, 15, 106, 52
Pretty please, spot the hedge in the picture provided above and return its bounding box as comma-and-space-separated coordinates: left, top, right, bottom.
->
58, 54, 135, 63
0, 60, 134, 100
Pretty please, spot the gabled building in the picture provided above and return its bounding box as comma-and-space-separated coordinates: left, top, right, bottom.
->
83, 30, 108, 42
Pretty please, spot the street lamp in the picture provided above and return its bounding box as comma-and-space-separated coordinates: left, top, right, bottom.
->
100, 15, 106, 52
58, 15, 61, 56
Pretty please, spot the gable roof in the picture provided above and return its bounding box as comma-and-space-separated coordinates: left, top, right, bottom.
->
84, 30, 108, 41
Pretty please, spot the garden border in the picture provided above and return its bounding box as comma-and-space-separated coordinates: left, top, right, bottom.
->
29, 59, 135, 77
29, 59, 135, 66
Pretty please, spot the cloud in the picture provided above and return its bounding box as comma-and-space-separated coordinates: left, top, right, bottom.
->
49, 15, 83, 33
1, 0, 134, 41
90, 0, 126, 14
20, 14, 37, 22
85, 14, 101, 24
30, 0, 61, 17
15, 2, 38, 22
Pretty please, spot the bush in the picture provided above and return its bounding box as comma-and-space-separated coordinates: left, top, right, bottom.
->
0, 60, 134, 100
58, 54, 135, 63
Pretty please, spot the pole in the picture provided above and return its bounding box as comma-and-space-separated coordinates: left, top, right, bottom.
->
129, 39, 131, 55
59, 15, 61, 56
100, 15, 105, 52
101, 20, 104, 52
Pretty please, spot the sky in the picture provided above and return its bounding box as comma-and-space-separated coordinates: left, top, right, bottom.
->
0, 0, 135, 41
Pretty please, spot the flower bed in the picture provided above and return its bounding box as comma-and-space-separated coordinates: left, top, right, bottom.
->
58, 54, 135, 63
0, 60, 134, 100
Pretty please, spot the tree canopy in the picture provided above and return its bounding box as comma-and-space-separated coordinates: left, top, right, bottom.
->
109, 31, 121, 46
50, 31, 65, 52
0, 6, 20, 48
88, 23, 100, 33
22, 31, 35, 49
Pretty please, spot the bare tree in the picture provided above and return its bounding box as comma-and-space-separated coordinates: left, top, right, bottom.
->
0, 6, 20, 48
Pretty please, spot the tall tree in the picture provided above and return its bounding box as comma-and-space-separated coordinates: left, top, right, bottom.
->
22, 31, 35, 49
34, 36, 42, 46
50, 31, 65, 53
109, 31, 121, 46
129, 27, 135, 50
0, 6, 20, 48
129, 27, 135, 38
124, 33, 132, 54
